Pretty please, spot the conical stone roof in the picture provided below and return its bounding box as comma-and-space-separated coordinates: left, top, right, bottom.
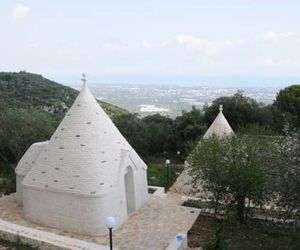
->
203, 105, 234, 139
22, 78, 146, 196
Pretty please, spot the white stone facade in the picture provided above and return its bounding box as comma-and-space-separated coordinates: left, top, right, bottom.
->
15, 79, 148, 235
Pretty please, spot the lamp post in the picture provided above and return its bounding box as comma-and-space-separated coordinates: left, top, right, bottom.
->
177, 150, 181, 160
165, 159, 171, 190
105, 216, 117, 250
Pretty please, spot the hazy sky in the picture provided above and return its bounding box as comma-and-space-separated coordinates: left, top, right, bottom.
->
1, 0, 300, 77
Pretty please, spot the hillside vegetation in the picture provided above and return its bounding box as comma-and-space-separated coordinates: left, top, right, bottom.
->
0, 71, 127, 119
1, 72, 300, 168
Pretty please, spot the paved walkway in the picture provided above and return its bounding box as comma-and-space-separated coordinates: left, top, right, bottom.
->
0, 194, 199, 250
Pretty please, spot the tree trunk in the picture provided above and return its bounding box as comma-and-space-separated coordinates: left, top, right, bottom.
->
237, 195, 246, 224
245, 197, 251, 219
214, 191, 220, 216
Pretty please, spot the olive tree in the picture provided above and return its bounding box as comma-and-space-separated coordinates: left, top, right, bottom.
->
188, 134, 277, 223
274, 131, 300, 218
188, 136, 230, 214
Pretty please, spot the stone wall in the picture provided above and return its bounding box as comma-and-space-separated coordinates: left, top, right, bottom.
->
0, 218, 113, 250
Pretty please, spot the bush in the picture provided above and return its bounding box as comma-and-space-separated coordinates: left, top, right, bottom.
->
203, 223, 228, 250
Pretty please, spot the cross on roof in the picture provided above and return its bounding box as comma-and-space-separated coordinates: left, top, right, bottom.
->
219, 104, 223, 112
81, 73, 87, 86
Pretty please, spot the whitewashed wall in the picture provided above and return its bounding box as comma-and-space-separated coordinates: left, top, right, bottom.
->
22, 185, 128, 236
131, 164, 148, 210
16, 175, 24, 204
22, 160, 147, 235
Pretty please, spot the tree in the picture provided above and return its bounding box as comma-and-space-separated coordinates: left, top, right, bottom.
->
188, 134, 277, 223
273, 85, 300, 129
203, 222, 228, 250
114, 113, 176, 157
114, 113, 148, 156
188, 136, 229, 214
142, 114, 174, 155
273, 130, 300, 218
226, 135, 275, 223
203, 91, 274, 131
0, 107, 55, 164
173, 106, 206, 156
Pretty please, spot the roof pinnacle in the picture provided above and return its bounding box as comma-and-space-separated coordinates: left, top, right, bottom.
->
219, 104, 223, 112
81, 73, 87, 87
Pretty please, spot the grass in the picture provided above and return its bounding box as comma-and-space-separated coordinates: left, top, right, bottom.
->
0, 237, 40, 250
188, 214, 300, 250
146, 160, 183, 190
183, 199, 216, 209
182, 199, 230, 213
148, 188, 156, 194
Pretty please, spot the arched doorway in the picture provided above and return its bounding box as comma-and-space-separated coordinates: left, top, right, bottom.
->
124, 166, 136, 215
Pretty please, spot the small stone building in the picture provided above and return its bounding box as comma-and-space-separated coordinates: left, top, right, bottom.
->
170, 105, 234, 195
15, 77, 148, 235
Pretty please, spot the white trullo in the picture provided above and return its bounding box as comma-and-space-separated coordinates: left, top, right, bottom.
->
170, 105, 234, 196
15, 74, 148, 235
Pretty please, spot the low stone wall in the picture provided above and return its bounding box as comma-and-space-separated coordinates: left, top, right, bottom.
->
181, 195, 297, 227
165, 233, 187, 250
148, 185, 167, 198
0, 219, 114, 250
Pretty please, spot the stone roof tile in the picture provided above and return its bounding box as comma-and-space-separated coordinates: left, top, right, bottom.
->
203, 105, 234, 139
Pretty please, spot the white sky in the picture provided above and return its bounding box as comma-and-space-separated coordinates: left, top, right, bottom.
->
1, 0, 300, 77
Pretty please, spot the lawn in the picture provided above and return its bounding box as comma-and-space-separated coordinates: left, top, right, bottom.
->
188, 214, 300, 250
0, 237, 39, 250
146, 160, 183, 190
182, 199, 224, 210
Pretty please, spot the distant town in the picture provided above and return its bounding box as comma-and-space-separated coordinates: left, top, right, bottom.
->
69, 82, 279, 117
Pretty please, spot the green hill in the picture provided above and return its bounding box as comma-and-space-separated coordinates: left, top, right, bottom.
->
0, 71, 127, 119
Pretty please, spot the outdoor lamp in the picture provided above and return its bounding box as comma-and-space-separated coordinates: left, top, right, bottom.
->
165, 159, 171, 166
105, 216, 117, 250
165, 159, 171, 191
